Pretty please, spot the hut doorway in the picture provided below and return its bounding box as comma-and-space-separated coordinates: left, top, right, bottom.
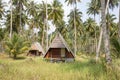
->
61, 48, 65, 58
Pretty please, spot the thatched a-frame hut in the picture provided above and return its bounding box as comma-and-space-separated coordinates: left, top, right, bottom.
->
44, 33, 75, 62
28, 42, 44, 56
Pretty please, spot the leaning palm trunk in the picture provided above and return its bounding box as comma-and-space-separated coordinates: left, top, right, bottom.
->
101, 0, 111, 64
10, 0, 12, 39
96, 27, 103, 61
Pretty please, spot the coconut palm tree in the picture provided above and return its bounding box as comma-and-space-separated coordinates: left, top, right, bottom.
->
37, 2, 50, 48
11, 0, 28, 34
68, 8, 83, 34
26, 1, 37, 17
67, 8, 83, 54
87, 0, 119, 61
87, 0, 100, 54
84, 18, 97, 37
101, 0, 111, 64
0, 0, 5, 19
5, 8, 27, 34
83, 18, 98, 53
5, 33, 29, 59
106, 13, 117, 37
65, 0, 81, 56
87, 0, 100, 20
49, 0, 64, 28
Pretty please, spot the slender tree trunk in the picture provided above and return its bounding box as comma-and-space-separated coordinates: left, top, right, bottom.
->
74, 4, 77, 57
46, 0, 48, 51
105, 0, 110, 14
101, 0, 111, 64
94, 14, 97, 53
96, 27, 103, 61
10, 0, 12, 39
20, 3, 22, 34
42, 20, 45, 47
118, 2, 120, 38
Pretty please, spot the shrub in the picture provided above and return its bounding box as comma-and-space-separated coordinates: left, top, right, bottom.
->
111, 38, 120, 58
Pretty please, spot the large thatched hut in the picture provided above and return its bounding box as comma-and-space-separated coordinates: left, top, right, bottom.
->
28, 42, 44, 56
44, 33, 74, 62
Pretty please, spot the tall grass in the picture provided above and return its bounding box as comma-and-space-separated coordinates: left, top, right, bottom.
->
0, 56, 120, 80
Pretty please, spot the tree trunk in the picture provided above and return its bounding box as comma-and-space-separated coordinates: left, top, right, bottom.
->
74, 4, 77, 57
118, 2, 120, 39
20, 3, 22, 34
105, 0, 110, 14
13, 54, 17, 59
94, 14, 97, 54
46, 0, 48, 51
101, 0, 111, 64
10, 0, 12, 39
42, 20, 45, 48
96, 27, 103, 61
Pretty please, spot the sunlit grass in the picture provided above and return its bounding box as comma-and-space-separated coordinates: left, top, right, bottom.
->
0, 54, 120, 80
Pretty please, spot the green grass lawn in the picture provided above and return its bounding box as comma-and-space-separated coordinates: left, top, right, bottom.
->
0, 54, 120, 80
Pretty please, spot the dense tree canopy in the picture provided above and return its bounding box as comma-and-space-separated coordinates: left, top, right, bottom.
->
0, 0, 119, 61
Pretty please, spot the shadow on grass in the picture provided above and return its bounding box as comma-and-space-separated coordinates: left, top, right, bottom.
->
14, 56, 26, 60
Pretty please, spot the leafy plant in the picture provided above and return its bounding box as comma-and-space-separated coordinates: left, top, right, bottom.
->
111, 38, 120, 58
4, 33, 29, 59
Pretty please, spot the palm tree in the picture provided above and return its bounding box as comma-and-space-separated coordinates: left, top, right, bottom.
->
9, 0, 28, 38
87, 0, 101, 53
49, 0, 64, 28
0, 0, 5, 19
87, 0, 119, 13
5, 33, 29, 59
84, 18, 97, 37
101, 0, 111, 64
26, 1, 37, 17
11, 0, 28, 34
10, 0, 12, 39
88, 0, 119, 61
5, 7, 27, 34
37, 2, 50, 49
87, 0, 100, 20
68, 8, 83, 54
65, 0, 81, 56
106, 13, 117, 37
84, 18, 98, 53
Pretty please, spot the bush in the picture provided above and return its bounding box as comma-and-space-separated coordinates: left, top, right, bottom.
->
111, 38, 120, 58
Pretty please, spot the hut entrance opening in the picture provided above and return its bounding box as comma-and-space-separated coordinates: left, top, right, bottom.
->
50, 48, 66, 58
29, 50, 41, 56
61, 48, 65, 58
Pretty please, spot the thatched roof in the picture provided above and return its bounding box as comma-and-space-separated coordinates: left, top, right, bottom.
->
44, 33, 74, 57
29, 42, 45, 54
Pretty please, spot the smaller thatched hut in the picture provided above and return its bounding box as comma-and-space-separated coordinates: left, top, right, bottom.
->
44, 33, 75, 62
28, 42, 44, 56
